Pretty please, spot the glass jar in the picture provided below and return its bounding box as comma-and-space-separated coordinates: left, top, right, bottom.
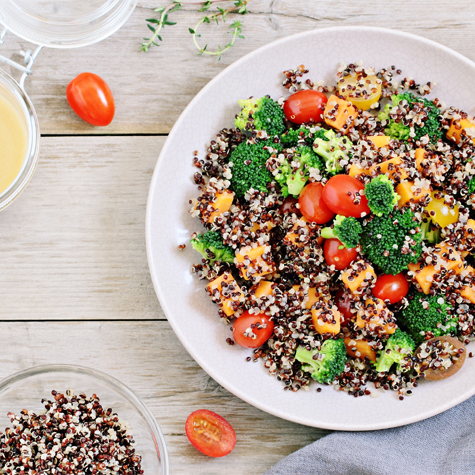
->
0, 0, 137, 211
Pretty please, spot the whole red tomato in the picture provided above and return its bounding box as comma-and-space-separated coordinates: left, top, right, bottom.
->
298, 182, 335, 224
322, 175, 370, 218
66, 73, 115, 126
372, 273, 409, 304
233, 311, 274, 348
185, 409, 236, 457
323, 238, 357, 270
284, 90, 328, 124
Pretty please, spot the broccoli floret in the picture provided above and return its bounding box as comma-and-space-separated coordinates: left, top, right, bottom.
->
468, 176, 475, 195
274, 146, 324, 197
378, 93, 442, 144
361, 208, 423, 275
321, 215, 362, 248
364, 175, 400, 216
295, 339, 347, 384
281, 126, 328, 147
313, 129, 353, 175
398, 292, 458, 344
228, 140, 277, 198
375, 329, 415, 373
420, 217, 441, 244
235, 96, 285, 137
191, 231, 235, 263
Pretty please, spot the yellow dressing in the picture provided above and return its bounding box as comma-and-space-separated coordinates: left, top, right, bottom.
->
0, 91, 28, 196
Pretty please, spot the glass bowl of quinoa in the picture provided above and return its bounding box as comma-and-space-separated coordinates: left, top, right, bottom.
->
0, 365, 168, 474
146, 26, 475, 430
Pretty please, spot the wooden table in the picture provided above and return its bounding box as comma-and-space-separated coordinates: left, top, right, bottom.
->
1, 1, 474, 473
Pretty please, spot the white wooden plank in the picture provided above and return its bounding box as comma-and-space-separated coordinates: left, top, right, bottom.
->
0, 321, 330, 475
0, 1, 473, 134
0, 136, 164, 320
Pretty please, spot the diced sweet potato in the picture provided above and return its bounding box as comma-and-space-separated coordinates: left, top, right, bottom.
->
235, 245, 275, 281
408, 243, 463, 294
250, 221, 275, 233
340, 261, 376, 295
311, 306, 341, 335
344, 337, 377, 362
447, 118, 475, 144
293, 285, 322, 309
370, 156, 408, 180
415, 148, 425, 172
355, 298, 396, 335
348, 163, 370, 178
196, 190, 234, 223
367, 135, 391, 149
457, 266, 475, 303
253, 281, 274, 298
396, 181, 431, 208
323, 95, 358, 133
206, 272, 244, 316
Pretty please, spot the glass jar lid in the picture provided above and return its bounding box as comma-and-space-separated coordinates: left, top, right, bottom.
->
0, 0, 137, 49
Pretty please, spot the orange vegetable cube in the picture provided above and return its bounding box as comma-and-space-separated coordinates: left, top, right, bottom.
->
396, 181, 431, 208
235, 245, 275, 281
194, 190, 234, 223
355, 298, 396, 335
323, 95, 358, 133
250, 221, 275, 233
311, 306, 341, 335
206, 272, 244, 316
292, 285, 322, 309
367, 135, 391, 149
340, 261, 376, 295
457, 266, 475, 303
415, 148, 425, 172
284, 219, 311, 247
348, 163, 370, 178
370, 156, 408, 181
253, 280, 274, 299
344, 337, 377, 362
447, 118, 475, 144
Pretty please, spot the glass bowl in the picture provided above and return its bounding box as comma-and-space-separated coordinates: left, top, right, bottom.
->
0, 364, 169, 473
0, 69, 40, 212
0, 0, 138, 48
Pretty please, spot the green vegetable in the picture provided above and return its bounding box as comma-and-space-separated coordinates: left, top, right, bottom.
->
468, 176, 475, 195
235, 96, 285, 137
295, 339, 347, 384
281, 126, 328, 147
191, 231, 235, 263
274, 146, 324, 197
361, 208, 423, 275
378, 92, 443, 144
321, 215, 362, 249
228, 140, 276, 198
313, 129, 352, 176
375, 329, 415, 373
364, 175, 400, 216
398, 292, 458, 344
420, 218, 441, 244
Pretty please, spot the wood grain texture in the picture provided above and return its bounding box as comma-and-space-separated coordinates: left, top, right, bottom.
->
0, 1, 473, 134
0, 321, 330, 475
0, 136, 163, 320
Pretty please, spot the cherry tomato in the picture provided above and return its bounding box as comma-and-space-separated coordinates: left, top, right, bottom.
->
279, 196, 302, 216
283, 90, 328, 124
372, 273, 409, 304
322, 175, 370, 218
233, 311, 274, 348
335, 289, 354, 327
425, 193, 459, 228
298, 182, 335, 224
66, 73, 115, 126
185, 409, 236, 457
324, 238, 357, 270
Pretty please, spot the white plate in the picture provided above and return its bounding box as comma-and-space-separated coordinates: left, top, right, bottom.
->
146, 26, 475, 430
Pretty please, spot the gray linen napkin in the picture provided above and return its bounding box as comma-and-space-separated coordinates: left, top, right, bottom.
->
263, 395, 475, 475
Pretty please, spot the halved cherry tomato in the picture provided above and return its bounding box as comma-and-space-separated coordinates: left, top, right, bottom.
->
298, 182, 335, 224
335, 288, 354, 327
425, 193, 459, 228
185, 409, 236, 457
279, 196, 302, 216
233, 311, 274, 348
372, 273, 409, 304
322, 175, 370, 218
324, 238, 357, 271
337, 74, 382, 111
66, 73, 115, 126
283, 90, 328, 124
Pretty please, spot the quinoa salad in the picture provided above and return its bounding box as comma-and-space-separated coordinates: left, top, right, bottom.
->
187, 63, 475, 399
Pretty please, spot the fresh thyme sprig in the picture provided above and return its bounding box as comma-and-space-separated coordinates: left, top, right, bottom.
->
141, 0, 251, 58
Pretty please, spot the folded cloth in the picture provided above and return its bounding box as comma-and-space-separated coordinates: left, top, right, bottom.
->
263, 395, 475, 475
